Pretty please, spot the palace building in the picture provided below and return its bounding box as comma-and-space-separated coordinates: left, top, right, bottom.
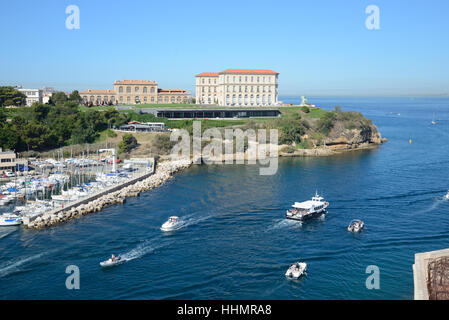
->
195, 69, 279, 106
80, 80, 191, 105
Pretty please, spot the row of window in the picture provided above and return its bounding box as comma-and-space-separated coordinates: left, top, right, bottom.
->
200, 76, 275, 84
83, 95, 188, 104
201, 86, 275, 93
118, 86, 156, 94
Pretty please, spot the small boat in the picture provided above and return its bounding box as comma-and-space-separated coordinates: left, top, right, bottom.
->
100, 255, 124, 267
0, 214, 22, 226
444, 190, 449, 200
285, 262, 307, 279
161, 216, 181, 232
347, 219, 364, 233
286, 192, 329, 221
432, 113, 436, 125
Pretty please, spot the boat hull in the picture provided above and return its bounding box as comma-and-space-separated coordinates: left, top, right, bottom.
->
286, 208, 327, 221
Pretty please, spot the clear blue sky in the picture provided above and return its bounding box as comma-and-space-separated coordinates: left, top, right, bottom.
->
1, 0, 448, 96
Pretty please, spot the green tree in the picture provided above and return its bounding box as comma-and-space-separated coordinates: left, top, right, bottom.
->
118, 133, 138, 154
50, 92, 68, 105
68, 90, 82, 104
0, 86, 26, 107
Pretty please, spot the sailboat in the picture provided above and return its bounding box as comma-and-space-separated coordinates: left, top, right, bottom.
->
431, 113, 436, 125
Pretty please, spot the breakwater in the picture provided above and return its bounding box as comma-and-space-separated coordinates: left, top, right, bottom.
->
22, 159, 192, 229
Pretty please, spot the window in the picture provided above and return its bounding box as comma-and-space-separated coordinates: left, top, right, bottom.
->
135, 87, 139, 92
239, 76, 242, 82
111, 96, 115, 101
144, 97, 147, 103
104, 96, 108, 101
120, 96, 123, 102
143, 87, 147, 93
126, 86, 131, 93
127, 96, 131, 102
151, 97, 154, 102
150, 87, 155, 93
257, 77, 259, 82
251, 76, 253, 82
245, 76, 247, 82
202, 79, 204, 84
119, 86, 123, 93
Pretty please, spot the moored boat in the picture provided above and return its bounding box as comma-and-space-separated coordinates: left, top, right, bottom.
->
0, 214, 22, 226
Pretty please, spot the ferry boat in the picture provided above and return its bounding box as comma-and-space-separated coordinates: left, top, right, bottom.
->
286, 192, 329, 221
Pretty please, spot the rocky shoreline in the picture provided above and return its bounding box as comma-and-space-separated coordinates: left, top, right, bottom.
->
24, 159, 192, 229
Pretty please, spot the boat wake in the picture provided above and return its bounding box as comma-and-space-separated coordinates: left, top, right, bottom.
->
267, 219, 301, 231
0, 227, 17, 240
119, 238, 169, 263
0, 250, 55, 279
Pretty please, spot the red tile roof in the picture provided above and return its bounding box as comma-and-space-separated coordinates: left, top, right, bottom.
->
219, 69, 279, 75
196, 72, 219, 77
113, 80, 156, 84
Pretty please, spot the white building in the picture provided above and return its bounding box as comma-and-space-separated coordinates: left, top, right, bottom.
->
18, 88, 43, 106
195, 69, 279, 106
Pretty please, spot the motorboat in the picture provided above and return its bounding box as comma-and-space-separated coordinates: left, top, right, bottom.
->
444, 190, 449, 200
286, 192, 329, 221
285, 262, 307, 279
347, 219, 364, 233
0, 214, 22, 226
161, 216, 181, 232
100, 255, 124, 267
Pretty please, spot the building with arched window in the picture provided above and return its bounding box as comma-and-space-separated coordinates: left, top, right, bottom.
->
195, 69, 279, 106
80, 79, 191, 105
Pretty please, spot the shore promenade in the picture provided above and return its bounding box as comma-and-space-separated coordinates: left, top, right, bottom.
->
21, 159, 192, 229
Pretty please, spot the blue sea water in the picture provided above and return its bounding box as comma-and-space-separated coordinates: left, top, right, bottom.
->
1, 96, 449, 299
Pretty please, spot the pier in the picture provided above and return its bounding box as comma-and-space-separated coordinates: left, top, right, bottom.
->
21, 158, 192, 229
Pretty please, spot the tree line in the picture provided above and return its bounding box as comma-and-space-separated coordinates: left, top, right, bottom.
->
0, 87, 130, 152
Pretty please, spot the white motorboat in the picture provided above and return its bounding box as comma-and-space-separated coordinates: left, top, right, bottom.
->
0, 214, 22, 226
285, 262, 307, 279
161, 216, 181, 232
100, 255, 124, 267
286, 192, 329, 221
347, 219, 364, 233
444, 190, 449, 200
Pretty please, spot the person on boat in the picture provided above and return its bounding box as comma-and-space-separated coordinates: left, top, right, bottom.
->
111, 254, 116, 262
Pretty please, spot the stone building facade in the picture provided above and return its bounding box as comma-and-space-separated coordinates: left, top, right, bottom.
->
195, 69, 279, 106
80, 80, 191, 105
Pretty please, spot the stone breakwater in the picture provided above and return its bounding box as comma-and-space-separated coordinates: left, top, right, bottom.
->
23, 159, 192, 229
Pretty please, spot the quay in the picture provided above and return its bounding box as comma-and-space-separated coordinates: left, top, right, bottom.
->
413, 248, 449, 300
21, 158, 192, 229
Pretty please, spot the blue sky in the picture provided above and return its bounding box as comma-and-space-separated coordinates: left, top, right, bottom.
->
0, 0, 448, 96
